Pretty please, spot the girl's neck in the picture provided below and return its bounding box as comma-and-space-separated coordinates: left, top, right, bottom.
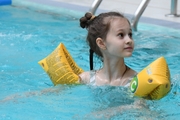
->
98, 58, 127, 83
103, 57, 125, 70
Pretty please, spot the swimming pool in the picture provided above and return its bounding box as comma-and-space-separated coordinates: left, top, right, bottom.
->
0, 1, 180, 120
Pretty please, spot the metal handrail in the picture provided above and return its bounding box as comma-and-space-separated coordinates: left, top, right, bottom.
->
89, 0, 150, 31
89, 0, 179, 31
89, 0, 102, 14
166, 0, 180, 17
131, 0, 151, 31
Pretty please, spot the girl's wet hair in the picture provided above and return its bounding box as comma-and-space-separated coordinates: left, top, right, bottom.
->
79, 12, 129, 58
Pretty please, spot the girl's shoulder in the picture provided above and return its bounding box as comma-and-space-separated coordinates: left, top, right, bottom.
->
79, 70, 96, 84
128, 68, 137, 77
124, 68, 137, 87
79, 71, 90, 84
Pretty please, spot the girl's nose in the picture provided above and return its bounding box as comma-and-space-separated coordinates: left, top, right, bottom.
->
125, 36, 133, 44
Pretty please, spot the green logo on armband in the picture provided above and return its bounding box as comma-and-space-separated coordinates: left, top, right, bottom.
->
130, 76, 138, 93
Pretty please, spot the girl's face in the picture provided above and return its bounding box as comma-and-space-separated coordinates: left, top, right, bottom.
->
104, 17, 134, 58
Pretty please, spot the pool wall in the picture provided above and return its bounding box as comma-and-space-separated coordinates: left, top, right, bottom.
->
11, 0, 89, 19
12, 0, 180, 30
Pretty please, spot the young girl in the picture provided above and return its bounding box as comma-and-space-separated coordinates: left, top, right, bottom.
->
79, 12, 137, 86
78, 12, 160, 119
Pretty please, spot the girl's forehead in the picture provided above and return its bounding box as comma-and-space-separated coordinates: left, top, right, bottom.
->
109, 17, 130, 31
104, 16, 127, 23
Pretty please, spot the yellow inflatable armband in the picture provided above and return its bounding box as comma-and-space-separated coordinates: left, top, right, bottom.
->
130, 57, 171, 100
38, 43, 84, 85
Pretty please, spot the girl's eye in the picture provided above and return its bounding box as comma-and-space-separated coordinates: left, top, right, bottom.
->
118, 33, 124, 38
128, 33, 133, 38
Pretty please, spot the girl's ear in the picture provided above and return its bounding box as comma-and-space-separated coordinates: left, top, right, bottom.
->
96, 38, 107, 50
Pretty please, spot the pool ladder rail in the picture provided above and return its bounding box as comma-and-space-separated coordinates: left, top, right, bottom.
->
89, 0, 180, 31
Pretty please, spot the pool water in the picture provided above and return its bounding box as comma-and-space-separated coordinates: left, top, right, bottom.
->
0, 4, 180, 120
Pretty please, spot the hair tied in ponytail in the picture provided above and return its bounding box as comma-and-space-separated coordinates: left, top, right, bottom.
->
90, 15, 96, 20
89, 49, 94, 70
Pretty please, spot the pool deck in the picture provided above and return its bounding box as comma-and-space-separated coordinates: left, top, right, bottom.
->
13, 0, 180, 29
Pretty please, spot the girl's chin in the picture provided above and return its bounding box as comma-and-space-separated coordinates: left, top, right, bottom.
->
124, 53, 133, 57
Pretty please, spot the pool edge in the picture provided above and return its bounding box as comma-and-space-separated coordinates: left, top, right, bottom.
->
12, 0, 180, 29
